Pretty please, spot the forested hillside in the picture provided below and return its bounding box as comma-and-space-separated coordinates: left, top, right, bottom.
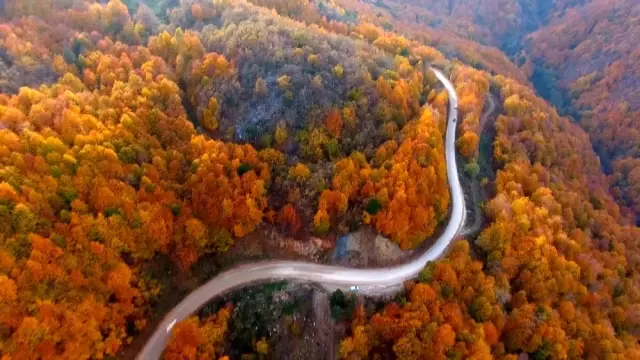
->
0, 0, 639, 359
0, 0, 450, 357
340, 68, 640, 360
527, 0, 640, 221
328, 0, 640, 223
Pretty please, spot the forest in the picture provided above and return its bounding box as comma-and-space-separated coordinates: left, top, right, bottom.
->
0, 0, 639, 359
330, 0, 640, 224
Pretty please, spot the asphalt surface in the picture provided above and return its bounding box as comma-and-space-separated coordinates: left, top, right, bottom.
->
136, 67, 464, 359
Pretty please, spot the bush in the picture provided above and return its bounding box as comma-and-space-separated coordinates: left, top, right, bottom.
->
365, 198, 382, 215
237, 163, 252, 176
330, 289, 356, 321
464, 161, 480, 178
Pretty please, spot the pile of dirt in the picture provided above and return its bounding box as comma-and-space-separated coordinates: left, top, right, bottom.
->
331, 226, 412, 267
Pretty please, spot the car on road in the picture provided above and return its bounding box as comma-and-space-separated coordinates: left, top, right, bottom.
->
350, 285, 360, 292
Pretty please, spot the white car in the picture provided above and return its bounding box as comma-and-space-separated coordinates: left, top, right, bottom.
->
349, 285, 360, 292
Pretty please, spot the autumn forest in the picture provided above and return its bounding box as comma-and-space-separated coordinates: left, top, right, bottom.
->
0, 0, 639, 359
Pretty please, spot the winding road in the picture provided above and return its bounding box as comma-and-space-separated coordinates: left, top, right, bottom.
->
136, 67, 464, 360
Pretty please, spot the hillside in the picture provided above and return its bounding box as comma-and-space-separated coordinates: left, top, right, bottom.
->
0, 0, 449, 357
325, 0, 640, 223
527, 0, 640, 222
0, 0, 639, 359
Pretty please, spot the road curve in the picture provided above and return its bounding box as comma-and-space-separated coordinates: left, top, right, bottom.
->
136, 67, 463, 360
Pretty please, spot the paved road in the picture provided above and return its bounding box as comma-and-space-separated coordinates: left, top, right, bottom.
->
136, 67, 464, 360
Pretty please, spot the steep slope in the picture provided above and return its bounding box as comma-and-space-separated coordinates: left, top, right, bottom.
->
340, 66, 640, 360
326, 0, 640, 221
0, 0, 450, 357
1, 0, 639, 359
527, 0, 640, 221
